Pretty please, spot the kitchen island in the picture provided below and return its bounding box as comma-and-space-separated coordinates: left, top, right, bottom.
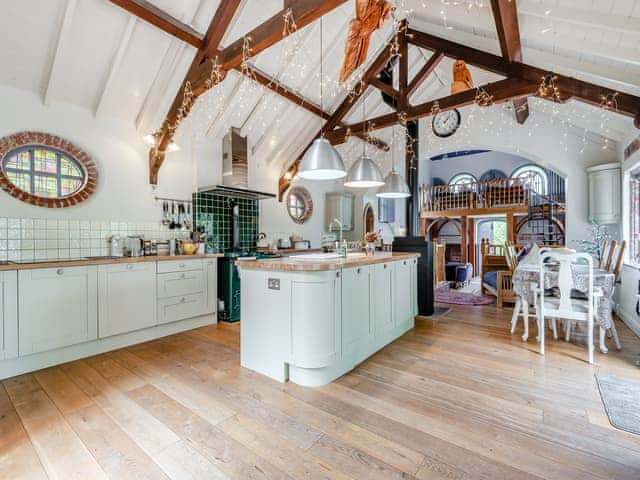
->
236, 252, 419, 386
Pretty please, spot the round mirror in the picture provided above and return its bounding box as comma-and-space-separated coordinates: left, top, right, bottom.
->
286, 187, 313, 224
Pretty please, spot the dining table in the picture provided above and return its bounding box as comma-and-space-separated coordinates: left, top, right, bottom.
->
512, 263, 616, 352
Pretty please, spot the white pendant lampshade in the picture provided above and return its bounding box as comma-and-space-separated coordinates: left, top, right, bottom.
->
344, 155, 384, 188
297, 138, 346, 180
376, 169, 411, 198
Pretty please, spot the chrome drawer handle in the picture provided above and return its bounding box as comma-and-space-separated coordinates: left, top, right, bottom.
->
336, 271, 341, 278
357, 268, 361, 274
383, 264, 387, 269
56, 269, 64, 275
180, 297, 186, 303
180, 273, 186, 279
403, 260, 407, 265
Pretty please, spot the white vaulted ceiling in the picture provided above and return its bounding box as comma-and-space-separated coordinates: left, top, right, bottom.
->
1, 0, 638, 175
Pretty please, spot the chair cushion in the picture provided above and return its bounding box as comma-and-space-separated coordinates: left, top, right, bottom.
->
483, 271, 498, 289
516, 246, 530, 263
570, 289, 588, 300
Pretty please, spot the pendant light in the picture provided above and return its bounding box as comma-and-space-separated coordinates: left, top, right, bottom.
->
344, 95, 384, 188
377, 125, 411, 198
297, 18, 346, 180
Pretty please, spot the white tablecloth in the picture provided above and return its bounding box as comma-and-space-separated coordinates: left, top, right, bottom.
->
512, 264, 615, 329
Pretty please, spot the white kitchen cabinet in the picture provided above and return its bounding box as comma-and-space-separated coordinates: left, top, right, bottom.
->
204, 258, 217, 315
394, 259, 413, 326
19, 266, 98, 356
98, 262, 156, 338
587, 163, 621, 225
325, 192, 354, 231
0, 271, 18, 360
411, 257, 418, 316
373, 262, 394, 337
158, 293, 205, 325
290, 271, 341, 369
341, 265, 373, 358
157, 270, 204, 299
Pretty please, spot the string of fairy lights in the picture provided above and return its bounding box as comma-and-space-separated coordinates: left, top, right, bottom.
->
164, 1, 621, 180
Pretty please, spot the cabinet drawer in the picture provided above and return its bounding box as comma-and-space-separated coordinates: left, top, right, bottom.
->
157, 259, 203, 274
158, 293, 205, 325
157, 270, 204, 299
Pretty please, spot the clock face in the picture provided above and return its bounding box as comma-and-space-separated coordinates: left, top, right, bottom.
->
432, 109, 461, 138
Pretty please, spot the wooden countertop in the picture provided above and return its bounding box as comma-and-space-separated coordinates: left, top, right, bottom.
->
236, 252, 420, 272
256, 248, 323, 255
0, 253, 223, 271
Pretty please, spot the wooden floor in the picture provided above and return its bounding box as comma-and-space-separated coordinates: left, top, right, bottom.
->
2, 305, 640, 480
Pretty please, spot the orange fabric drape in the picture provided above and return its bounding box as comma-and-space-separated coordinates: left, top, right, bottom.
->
339, 0, 393, 83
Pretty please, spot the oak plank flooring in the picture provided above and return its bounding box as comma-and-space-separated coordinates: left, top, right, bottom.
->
2, 304, 640, 479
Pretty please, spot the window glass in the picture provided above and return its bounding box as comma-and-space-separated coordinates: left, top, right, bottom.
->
512, 165, 548, 195
1, 147, 85, 198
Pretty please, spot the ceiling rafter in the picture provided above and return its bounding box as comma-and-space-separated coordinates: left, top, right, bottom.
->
242, 66, 389, 151
277, 39, 396, 200
147, 0, 349, 184
136, 0, 208, 133
328, 77, 539, 142
95, 16, 137, 117
42, 0, 78, 106
406, 27, 640, 125
490, 0, 529, 124
108, 0, 203, 48
147, 0, 244, 183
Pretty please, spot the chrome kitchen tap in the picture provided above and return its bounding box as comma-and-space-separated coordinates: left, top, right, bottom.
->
328, 218, 347, 257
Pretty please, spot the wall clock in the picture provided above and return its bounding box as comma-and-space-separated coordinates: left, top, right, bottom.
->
432, 109, 461, 138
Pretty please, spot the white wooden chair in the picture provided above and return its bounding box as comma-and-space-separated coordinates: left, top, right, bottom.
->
537, 251, 601, 364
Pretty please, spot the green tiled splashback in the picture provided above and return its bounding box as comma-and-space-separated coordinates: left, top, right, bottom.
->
192, 192, 258, 252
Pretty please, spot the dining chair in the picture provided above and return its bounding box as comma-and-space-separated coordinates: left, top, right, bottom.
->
537, 251, 600, 364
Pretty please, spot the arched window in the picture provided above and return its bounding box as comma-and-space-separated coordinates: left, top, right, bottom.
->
449, 173, 477, 186
0, 132, 97, 207
512, 165, 548, 195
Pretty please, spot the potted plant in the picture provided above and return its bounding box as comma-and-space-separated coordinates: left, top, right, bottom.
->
364, 230, 381, 256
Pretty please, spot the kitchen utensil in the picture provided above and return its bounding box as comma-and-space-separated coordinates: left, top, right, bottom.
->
169, 202, 177, 229
185, 203, 192, 230
161, 201, 168, 225
109, 235, 124, 257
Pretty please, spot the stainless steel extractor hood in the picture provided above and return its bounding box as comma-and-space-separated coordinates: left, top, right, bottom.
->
199, 128, 275, 200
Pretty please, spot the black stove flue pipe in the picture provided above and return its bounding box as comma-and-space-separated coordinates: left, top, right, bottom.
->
378, 59, 434, 316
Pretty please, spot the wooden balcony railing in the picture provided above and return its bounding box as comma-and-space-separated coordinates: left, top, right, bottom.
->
420, 178, 529, 213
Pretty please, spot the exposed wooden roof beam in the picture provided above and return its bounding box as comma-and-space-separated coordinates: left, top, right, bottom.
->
406, 27, 640, 126
370, 78, 398, 99
148, 0, 243, 183
277, 40, 395, 200
108, 0, 203, 48
490, 0, 528, 124
149, 0, 348, 184
328, 77, 539, 142
242, 66, 389, 150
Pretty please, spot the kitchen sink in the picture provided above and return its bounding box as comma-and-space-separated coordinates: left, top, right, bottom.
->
289, 252, 366, 261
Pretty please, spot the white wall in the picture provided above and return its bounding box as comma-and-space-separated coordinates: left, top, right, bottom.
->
419, 103, 620, 244
616, 129, 640, 336
428, 150, 530, 184
0, 85, 194, 222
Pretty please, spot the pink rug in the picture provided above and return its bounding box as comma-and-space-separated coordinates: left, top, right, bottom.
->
435, 290, 494, 305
